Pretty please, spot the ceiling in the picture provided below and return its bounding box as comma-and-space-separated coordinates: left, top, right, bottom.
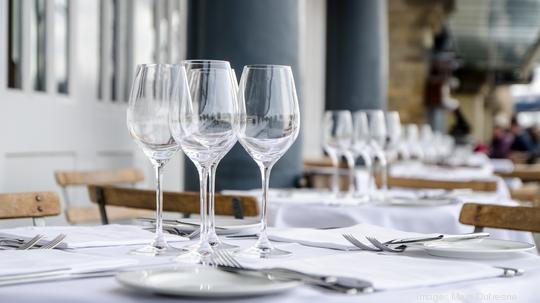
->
449, 0, 540, 74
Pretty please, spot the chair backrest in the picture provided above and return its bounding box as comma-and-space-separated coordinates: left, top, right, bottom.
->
459, 203, 540, 233
55, 168, 144, 186
87, 185, 259, 224
54, 168, 146, 224
376, 176, 498, 192
0, 192, 61, 225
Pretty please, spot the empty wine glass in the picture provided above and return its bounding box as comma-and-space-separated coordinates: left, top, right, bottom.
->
404, 124, 423, 160
351, 111, 373, 200
364, 110, 388, 198
322, 110, 353, 197
127, 64, 184, 256
385, 111, 402, 162
237, 65, 300, 258
170, 60, 239, 257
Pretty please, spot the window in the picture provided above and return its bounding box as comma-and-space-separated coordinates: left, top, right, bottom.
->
7, 0, 23, 89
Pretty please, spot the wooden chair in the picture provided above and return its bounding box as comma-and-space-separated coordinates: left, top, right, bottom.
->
376, 176, 499, 192
87, 185, 260, 225
54, 168, 153, 224
497, 164, 540, 182
459, 203, 540, 233
0, 192, 61, 226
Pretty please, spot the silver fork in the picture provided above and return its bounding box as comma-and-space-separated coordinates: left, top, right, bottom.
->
17, 235, 46, 250
342, 234, 380, 252
211, 250, 374, 294
365, 237, 405, 253
37, 234, 66, 249
0, 235, 45, 250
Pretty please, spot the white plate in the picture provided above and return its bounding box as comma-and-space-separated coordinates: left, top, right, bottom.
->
422, 238, 536, 259
384, 197, 455, 207
171, 218, 260, 235
116, 266, 299, 298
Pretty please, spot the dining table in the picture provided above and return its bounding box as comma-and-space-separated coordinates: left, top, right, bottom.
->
2, 232, 539, 303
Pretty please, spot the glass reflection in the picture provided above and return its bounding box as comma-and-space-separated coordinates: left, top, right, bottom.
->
31, 0, 47, 92
7, 0, 22, 89
55, 0, 70, 94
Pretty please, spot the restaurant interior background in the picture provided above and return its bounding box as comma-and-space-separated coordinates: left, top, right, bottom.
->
2, 0, 540, 229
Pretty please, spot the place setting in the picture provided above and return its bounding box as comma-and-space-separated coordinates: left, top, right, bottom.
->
4, 2, 540, 301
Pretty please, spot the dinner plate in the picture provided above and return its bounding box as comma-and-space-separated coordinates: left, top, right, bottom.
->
169, 218, 260, 235
384, 197, 455, 207
421, 238, 536, 259
116, 266, 299, 298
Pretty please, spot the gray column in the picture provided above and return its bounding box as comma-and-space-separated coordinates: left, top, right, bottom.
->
185, 0, 303, 191
325, 0, 388, 110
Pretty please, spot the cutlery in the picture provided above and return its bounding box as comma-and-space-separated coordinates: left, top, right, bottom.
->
342, 234, 380, 252
38, 234, 66, 249
18, 234, 46, 250
143, 227, 200, 239
138, 217, 226, 230
494, 266, 525, 277
211, 250, 374, 294
365, 237, 405, 253
0, 235, 45, 250
384, 232, 489, 246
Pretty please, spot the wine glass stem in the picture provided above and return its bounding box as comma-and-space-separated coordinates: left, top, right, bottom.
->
344, 151, 356, 195
257, 163, 273, 246
153, 162, 166, 247
329, 152, 339, 196
196, 166, 209, 244
360, 151, 373, 196
378, 152, 388, 192
208, 164, 217, 240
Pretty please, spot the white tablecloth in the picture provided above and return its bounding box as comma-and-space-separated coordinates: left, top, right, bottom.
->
2, 237, 540, 303
224, 187, 523, 245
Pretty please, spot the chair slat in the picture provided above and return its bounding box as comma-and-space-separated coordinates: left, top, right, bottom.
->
54, 168, 144, 186
88, 185, 259, 218
459, 203, 540, 233
376, 176, 498, 192
0, 192, 61, 219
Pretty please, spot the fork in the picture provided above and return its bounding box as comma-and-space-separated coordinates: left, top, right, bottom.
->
342, 234, 380, 252
37, 234, 66, 249
211, 250, 374, 294
365, 237, 405, 253
0, 235, 45, 250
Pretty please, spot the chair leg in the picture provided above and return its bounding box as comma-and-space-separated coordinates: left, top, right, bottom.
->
473, 226, 484, 233
95, 187, 109, 225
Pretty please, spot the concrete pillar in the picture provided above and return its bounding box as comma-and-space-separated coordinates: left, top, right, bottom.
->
185, 0, 303, 190
325, 0, 388, 110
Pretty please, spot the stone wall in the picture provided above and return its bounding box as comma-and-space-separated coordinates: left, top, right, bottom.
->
388, 0, 454, 123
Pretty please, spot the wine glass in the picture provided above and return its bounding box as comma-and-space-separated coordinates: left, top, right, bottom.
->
404, 124, 423, 160
322, 110, 353, 197
385, 111, 402, 162
170, 60, 239, 257
126, 64, 184, 256
351, 111, 373, 200
364, 110, 388, 198
237, 65, 300, 258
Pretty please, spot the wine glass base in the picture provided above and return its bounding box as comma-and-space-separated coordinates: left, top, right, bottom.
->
239, 246, 292, 259
129, 244, 189, 257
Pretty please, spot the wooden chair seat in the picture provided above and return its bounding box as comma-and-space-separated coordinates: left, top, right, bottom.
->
497, 164, 540, 182
87, 185, 259, 224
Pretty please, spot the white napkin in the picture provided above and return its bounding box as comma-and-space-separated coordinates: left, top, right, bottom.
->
268, 223, 430, 250
0, 249, 138, 277
0, 224, 187, 249
250, 252, 502, 290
